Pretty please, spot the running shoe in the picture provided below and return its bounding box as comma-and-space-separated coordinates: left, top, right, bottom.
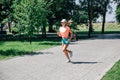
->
65, 59, 71, 63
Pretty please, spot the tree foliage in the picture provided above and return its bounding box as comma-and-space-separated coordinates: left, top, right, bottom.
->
0, 0, 13, 32
0, 0, 117, 39
0, 0, 11, 23
12, 0, 50, 44
98, 0, 111, 33
46, 0, 79, 32
78, 0, 111, 36
114, 0, 120, 22
116, 6, 120, 22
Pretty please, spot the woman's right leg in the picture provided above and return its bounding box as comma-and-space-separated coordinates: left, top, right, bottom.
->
62, 44, 70, 61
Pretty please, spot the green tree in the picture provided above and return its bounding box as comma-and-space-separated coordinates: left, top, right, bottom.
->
78, 0, 111, 37
114, 0, 120, 22
70, 1, 88, 24
12, 0, 49, 44
116, 6, 120, 22
87, 0, 93, 38
99, 0, 111, 33
79, 0, 96, 37
46, 0, 77, 32
0, 0, 13, 32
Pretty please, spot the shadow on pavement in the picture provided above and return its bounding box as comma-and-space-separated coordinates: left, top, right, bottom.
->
0, 49, 54, 57
29, 51, 54, 56
71, 61, 99, 64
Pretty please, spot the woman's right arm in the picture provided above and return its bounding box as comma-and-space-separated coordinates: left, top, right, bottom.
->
57, 32, 61, 37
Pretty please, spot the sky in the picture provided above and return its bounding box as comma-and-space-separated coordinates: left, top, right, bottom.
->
105, 3, 117, 22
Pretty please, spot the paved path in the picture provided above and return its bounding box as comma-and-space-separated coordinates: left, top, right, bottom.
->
0, 34, 120, 80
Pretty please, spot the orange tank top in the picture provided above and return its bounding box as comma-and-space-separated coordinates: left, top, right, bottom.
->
59, 26, 70, 38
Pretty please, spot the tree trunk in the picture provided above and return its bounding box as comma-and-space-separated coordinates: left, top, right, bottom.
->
101, 2, 107, 34
48, 19, 54, 32
0, 24, 4, 31
101, 13, 106, 34
8, 22, 12, 32
88, 0, 93, 38
88, 20, 92, 38
29, 35, 32, 44
42, 25, 46, 38
48, 25, 53, 32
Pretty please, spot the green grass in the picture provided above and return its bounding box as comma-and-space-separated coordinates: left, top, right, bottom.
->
0, 38, 61, 60
76, 23, 120, 34
93, 23, 120, 31
102, 60, 120, 80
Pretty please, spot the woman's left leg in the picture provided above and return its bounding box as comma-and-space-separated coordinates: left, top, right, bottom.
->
65, 45, 73, 57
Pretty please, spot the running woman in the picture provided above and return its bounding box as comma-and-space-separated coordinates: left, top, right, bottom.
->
57, 19, 73, 63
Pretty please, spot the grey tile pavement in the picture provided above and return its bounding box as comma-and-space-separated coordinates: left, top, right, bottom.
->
0, 34, 120, 80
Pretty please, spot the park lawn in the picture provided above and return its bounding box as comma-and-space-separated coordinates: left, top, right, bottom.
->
0, 38, 61, 60
76, 23, 120, 34
102, 60, 120, 80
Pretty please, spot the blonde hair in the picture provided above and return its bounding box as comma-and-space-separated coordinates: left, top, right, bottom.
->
68, 19, 73, 23
67, 19, 73, 26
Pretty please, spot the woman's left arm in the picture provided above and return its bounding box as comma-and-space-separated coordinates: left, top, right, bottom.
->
69, 29, 73, 42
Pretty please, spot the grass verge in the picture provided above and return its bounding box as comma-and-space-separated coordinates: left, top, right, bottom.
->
102, 60, 120, 80
0, 38, 61, 60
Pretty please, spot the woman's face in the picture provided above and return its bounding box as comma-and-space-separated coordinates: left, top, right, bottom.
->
61, 22, 66, 26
